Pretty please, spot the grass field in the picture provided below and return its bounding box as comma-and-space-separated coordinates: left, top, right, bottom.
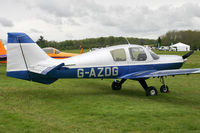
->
0, 51, 200, 133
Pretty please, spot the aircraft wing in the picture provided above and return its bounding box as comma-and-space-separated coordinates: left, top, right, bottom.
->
120, 68, 200, 79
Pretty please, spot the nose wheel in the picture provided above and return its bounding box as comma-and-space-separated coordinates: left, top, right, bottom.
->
160, 77, 169, 93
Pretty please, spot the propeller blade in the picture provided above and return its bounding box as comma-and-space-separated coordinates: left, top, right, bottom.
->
182, 50, 194, 59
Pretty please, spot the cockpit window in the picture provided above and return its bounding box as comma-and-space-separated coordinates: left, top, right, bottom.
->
43, 48, 53, 54
148, 49, 160, 60
129, 47, 147, 61
54, 48, 61, 54
110, 48, 126, 61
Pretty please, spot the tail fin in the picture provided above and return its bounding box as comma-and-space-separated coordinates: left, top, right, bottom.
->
80, 48, 83, 54
7, 33, 62, 84
0, 40, 6, 55
0, 40, 7, 63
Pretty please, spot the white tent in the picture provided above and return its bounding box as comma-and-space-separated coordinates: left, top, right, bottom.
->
170, 42, 190, 51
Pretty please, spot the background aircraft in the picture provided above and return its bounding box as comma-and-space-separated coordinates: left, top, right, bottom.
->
6, 33, 200, 96
43, 47, 82, 59
0, 40, 7, 64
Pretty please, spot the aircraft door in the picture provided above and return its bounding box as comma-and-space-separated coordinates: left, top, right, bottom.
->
110, 48, 129, 76
128, 47, 149, 73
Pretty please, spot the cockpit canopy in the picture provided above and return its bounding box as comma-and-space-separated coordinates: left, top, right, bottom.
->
110, 46, 159, 62
43, 47, 61, 54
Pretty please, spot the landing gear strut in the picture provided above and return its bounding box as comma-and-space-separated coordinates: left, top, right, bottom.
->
111, 77, 169, 96
138, 79, 157, 96
112, 79, 127, 90
160, 77, 169, 93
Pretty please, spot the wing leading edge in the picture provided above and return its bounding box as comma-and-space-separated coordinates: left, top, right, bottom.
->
120, 68, 200, 79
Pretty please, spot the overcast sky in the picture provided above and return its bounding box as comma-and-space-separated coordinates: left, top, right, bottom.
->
1, 0, 200, 42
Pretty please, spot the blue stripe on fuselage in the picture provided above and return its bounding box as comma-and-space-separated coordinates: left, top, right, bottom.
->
48, 62, 183, 79
7, 62, 184, 83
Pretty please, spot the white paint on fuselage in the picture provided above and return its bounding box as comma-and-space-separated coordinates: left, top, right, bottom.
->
60, 44, 184, 68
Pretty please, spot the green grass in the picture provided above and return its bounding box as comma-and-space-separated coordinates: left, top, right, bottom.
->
0, 51, 200, 133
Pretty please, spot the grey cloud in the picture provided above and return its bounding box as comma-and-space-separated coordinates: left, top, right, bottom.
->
33, 0, 104, 19
30, 28, 43, 33
0, 17, 14, 27
95, 3, 200, 34
21, 0, 105, 25
16, 0, 200, 39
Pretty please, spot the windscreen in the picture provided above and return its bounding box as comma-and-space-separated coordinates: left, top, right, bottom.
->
148, 49, 160, 60
43, 48, 54, 54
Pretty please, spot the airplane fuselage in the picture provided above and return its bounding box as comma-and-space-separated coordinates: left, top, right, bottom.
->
41, 45, 184, 79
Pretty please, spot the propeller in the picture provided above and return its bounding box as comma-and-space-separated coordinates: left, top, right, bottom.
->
182, 50, 194, 59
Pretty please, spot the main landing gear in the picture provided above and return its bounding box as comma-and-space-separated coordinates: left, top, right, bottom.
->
138, 79, 158, 96
138, 77, 170, 96
112, 79, 127, 90
111, 77, 170, 96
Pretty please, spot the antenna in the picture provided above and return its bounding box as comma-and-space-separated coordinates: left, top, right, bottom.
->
124, 37, 130, 45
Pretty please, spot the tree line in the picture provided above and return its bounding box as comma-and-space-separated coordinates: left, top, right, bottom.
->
36, 36, 156, 50
160, 30, 200, 50
36, 30, 200, 50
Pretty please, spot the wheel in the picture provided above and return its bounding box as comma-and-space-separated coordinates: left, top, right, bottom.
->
146, 86, 158, 96
160, 85, 169, 93
112, 80, 122, 90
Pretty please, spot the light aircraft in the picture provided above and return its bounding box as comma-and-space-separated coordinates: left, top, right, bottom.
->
0, 40, 7, 64
6, 33, 200, 96
43, 47, 82, 59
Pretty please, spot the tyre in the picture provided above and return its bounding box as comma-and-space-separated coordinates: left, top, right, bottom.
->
146, 86, 158, 96
160, 85, 169, 93
111, 81, 122, 90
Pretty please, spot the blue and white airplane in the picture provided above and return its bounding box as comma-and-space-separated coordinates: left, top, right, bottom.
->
6, 33, 200, 96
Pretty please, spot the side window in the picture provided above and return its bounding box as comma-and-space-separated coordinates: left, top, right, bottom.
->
43, 48, 53, 54
129, 47, 147, 61
110, 48, 126, 61
54, 48, 61, 54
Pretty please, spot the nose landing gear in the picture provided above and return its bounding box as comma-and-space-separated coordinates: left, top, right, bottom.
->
160, 77, 169, 93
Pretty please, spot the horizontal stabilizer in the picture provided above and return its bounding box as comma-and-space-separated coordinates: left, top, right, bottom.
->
29, 63, 64, 75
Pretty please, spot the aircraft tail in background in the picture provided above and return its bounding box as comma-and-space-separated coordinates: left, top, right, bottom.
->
0, 40, 7, 64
